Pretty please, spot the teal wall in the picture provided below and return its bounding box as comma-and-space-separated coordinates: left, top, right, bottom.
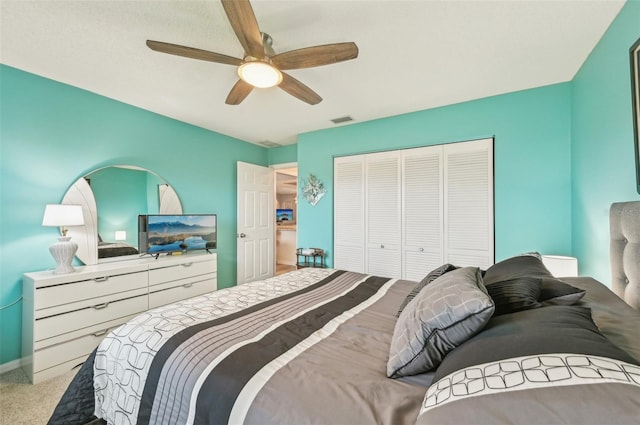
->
571, 0, 640, 283
267, 144, 297, 165
297, 84, 573, 267
0, 65, 267, 365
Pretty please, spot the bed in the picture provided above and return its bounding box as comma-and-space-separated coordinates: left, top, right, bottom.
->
49, 202, 640, 425
97, 241, 139, 259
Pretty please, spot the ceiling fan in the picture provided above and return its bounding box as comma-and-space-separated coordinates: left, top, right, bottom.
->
146, 0, 359, 105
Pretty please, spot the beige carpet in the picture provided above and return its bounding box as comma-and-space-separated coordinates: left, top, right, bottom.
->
0, 367, 78, 425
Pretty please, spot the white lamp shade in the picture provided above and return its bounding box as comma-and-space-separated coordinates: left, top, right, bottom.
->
42, 204, 85, 227
541, 255, 578, 277
115, 230, 127, 241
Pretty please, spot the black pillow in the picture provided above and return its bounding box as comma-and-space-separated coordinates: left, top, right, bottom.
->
396, 263, 457, 316
432, 305, 639, 382
484, 254, 585, 306
539, 277, 586, 305
485, 276, 541, 316
483, 253, 553, 285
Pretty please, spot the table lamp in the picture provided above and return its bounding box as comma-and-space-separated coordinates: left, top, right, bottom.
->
42, 204, 85, 274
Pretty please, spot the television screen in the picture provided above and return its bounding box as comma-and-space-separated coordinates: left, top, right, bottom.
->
276, 208, 294, 223
139, 214, 217, 255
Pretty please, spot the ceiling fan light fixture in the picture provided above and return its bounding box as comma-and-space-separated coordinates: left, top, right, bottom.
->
238, 61, 282, 88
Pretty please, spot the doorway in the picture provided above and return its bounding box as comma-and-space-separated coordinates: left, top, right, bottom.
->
274, 165, 298, 275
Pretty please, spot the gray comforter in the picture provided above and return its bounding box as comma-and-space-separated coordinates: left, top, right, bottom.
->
50, 271, 640, 425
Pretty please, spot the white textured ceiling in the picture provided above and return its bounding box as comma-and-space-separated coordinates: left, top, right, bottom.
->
0, 0, 625, 146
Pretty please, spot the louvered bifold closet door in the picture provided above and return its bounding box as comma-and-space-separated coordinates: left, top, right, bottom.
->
444, 138, 494, 269
366, 151, 402, 278
402, 146, 444, 281
334, 156, 365, 272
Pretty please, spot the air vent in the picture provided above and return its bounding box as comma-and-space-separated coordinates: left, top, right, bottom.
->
331, 116, 354, 124
258, 141, 281, 148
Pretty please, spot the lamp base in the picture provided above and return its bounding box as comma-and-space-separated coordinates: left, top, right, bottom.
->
49, 236, 78, 274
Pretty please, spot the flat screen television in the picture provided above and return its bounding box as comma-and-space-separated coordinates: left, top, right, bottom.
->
138, 214, 217, 255
276, 208, 294, 223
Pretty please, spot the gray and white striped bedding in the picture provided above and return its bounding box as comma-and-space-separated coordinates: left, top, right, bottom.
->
93, 268, 428, 425
57, 269, 640, 425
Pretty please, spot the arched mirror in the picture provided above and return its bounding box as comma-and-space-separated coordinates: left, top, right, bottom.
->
62, 165, 182, 265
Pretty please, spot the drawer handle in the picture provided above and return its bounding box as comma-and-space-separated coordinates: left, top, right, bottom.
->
93, 302, 110, 310
181, 262, 193, 267
93, 276, 109, 283
183, 283, 194, 288
92, 329, 108, 337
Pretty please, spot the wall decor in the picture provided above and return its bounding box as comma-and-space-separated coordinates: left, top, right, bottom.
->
631, 36, 640, 194
301, 174, 326, 206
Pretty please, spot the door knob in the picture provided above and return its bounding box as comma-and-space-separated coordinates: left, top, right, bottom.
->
238, 233, 246, 238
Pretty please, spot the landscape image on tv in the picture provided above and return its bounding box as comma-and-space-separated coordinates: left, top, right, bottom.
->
276, 208, 294, 222
147, 214, 217, 253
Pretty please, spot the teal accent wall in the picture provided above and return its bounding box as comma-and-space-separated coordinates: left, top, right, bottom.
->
571, 1, 640, 283
267, 144, 297, 165
0, 65, 267, 365
297, 84, 573, 267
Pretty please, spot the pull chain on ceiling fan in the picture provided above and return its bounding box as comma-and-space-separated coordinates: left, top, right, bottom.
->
146, 0, 359, 105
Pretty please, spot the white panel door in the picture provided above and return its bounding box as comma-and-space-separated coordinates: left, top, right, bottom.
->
402, 146, 444, 281
366, 151, 402, 278
333, 155, 365, 272
237, 162, 274, 284
444, 138, 494, 269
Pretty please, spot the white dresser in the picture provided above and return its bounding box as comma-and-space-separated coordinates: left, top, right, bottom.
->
22, 252, 217, 384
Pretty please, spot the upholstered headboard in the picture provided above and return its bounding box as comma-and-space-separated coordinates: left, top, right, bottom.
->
610, 201, 640, 310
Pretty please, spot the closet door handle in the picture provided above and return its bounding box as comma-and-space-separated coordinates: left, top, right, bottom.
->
93, 276, 109, 283
92, 329, 108, 337
183, 283, 194, 288
92, 302, 109, 310
380, 244, 385, 249
181, 262, 193, 267
419, 248, 424, 252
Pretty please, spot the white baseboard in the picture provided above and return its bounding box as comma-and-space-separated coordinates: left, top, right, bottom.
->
0, 358, 22, 375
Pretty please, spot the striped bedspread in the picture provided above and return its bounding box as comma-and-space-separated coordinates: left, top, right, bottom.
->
93, 268, 426, 425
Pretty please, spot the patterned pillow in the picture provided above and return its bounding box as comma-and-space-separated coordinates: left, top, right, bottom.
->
396, 264, 458, 316
387, 267, 495, 378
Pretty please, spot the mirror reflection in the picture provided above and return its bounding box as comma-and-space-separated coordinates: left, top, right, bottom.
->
63, 165, 182, 265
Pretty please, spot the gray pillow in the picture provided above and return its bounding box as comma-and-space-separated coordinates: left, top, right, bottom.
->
387, 267, 495, 378
396, 264, 458, 316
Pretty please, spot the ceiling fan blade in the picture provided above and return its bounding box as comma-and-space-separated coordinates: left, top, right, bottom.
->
271, 42, 358, 70
146, 40, 242, 66
221, 0, 264, 59
279, 72, 322, 105
226, 79, 254, 105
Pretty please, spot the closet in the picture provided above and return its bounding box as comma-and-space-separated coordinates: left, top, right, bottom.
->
334, 138, 493, 281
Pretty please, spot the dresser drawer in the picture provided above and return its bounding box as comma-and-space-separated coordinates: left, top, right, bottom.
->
33, 317, 133, 373
149, 257, 216, 286
34, 294, 147, 342
149, 276, 216, 309
34, 270, 148, 311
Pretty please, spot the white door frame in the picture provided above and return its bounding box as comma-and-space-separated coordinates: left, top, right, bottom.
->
271, 162, 298, 270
